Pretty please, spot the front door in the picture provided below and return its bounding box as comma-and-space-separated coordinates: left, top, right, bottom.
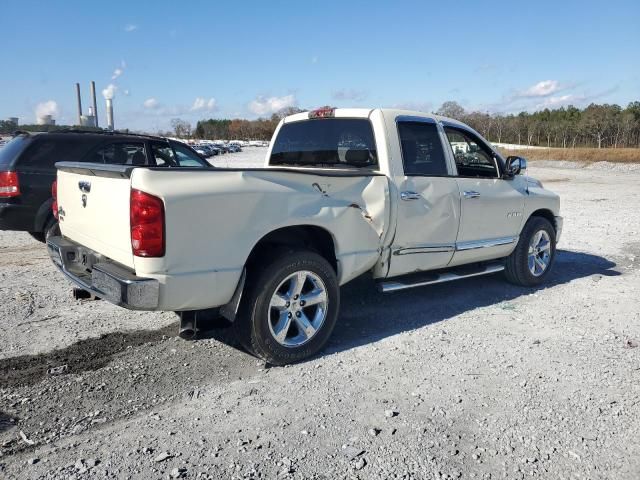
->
387, 118, 461, 277
442, 125, 525, 266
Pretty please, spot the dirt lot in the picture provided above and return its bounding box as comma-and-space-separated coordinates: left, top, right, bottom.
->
1, 154, 639, 479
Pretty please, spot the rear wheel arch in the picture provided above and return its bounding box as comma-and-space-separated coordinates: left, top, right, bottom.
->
33, 197, 54, 232
244, 225, 338, 274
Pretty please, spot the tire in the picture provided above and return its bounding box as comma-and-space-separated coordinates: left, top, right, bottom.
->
44, 217, 60, 243
28, 217, 60, 244
28, 231, 45, 243
505, 216, 556, 287
234, 250, 339, 365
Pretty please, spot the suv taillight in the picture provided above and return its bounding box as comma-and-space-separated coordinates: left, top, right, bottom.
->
0, 171, 20, 198
52, 180, 58, 219
130, 189, 165, 257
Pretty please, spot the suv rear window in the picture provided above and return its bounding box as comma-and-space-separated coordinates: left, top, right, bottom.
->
0, 135, 32, 169
270, 119, 378, 169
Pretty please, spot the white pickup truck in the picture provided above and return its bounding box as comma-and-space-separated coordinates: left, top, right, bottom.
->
48, 108, 562, 364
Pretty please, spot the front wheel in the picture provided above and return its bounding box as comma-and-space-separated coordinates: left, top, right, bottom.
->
504, 216, 556, 287
235, 250, 340, 365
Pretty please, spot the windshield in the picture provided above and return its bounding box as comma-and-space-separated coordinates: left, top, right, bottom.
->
0, 135, 32, 169
270, 118, 378, 169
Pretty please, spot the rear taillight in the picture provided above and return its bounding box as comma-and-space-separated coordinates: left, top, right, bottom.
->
52, 180, 58, 219
0, 171, 20, 198
130, 189, 165, 257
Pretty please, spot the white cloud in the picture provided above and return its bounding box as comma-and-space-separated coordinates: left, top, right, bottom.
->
102, 83, 117, 99
35, 100, 59, 119
536, 94, 580, 109
143, 98, 159, 109
332, 89, 367, 102
248, 94, 297, 116
112, 68, 123, 80
190, 97, 217, 112
519, 80, 561, 98
391, 101, 434, 113
124, 24, 138, 32
111, 60, 127, 80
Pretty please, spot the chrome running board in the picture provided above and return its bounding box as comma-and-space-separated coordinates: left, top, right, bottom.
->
378, 262, 505, 293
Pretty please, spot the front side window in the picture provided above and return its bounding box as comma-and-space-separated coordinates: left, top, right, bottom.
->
89, 142, 147, 165
170, 142, 209, 167
398, 121, 448, 176
151, 142, 177, 166
270, 119, 378, 169
444, 128, 498, 178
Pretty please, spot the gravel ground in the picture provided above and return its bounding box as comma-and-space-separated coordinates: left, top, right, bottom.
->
1, 151, 639, 479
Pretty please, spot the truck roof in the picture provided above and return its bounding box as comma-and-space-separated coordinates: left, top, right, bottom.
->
282, 108, 467, 128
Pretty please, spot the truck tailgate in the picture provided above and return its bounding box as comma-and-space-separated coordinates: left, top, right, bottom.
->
56, 165, 134, 268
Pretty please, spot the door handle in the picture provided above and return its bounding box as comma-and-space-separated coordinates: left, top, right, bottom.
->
463, 191, 480, 199
400, 191, 421, 201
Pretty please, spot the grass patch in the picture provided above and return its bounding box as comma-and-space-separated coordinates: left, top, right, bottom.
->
497, 147, 640, 163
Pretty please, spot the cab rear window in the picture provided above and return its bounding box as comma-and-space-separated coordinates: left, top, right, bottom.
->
270, 119, 378, 169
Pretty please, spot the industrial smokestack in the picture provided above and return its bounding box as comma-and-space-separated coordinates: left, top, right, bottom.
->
106, 98, 114, 130
90, 81, 98, 128
75, 83, 83, 125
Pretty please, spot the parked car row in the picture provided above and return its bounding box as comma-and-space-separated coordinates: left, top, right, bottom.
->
192, 142, 243, 158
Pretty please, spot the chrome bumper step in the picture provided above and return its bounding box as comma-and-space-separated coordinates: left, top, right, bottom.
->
378, 261, 505, 293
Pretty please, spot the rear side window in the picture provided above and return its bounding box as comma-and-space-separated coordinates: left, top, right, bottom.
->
270, 119, 378, 169
88, 142, 147, 165
19, 138, 96, 169
0, 135, 32, 169
398, 121, 448, 176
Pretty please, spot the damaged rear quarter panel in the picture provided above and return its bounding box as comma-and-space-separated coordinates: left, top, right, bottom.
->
130, 168, 389, 309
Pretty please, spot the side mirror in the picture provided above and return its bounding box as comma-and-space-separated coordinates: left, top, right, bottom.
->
505, 156, 527, 177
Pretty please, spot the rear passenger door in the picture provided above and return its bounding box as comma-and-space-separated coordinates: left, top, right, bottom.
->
387, 117, 461, 277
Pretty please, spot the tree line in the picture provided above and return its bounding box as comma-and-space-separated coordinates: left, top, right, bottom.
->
163, 108, 305, 141
436, 101, 640, 148
4, 102, 639, 149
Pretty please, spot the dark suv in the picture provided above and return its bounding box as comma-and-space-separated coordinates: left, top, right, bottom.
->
0, 130, 209, 242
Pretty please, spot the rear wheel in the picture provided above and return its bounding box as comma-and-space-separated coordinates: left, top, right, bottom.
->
44, 217, 60, 243
28, 217, 60, 244
505, 216, 556, 286
234, 250, 339, 365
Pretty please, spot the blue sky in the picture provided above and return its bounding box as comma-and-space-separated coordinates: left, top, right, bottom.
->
2, 0, 639, 132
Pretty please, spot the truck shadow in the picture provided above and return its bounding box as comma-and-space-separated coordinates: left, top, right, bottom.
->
0, 249, 619, 390
323, 249, 620, 355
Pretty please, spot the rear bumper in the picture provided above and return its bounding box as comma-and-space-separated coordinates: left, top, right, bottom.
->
555, 215, 563, 243
47, 236, 159, 310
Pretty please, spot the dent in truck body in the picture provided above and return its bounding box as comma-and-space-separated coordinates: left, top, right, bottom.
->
126, 168, 389, 311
